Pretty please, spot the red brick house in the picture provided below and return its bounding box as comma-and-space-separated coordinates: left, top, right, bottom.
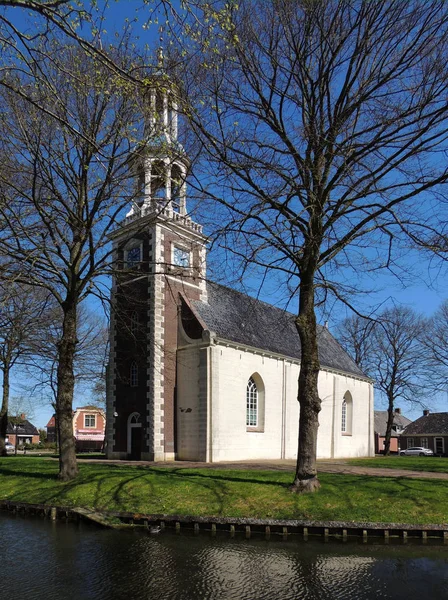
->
6, 414, 39, 447
46, 406, 106, 452
400, 411, 448, 456
73, 406, 106, 452
46, 414, 56, 443
374, 408, 412, 454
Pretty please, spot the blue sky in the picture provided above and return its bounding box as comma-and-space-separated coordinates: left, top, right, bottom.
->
3, 0, 448, 428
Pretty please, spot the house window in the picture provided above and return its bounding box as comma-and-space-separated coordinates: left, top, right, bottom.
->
407, 438, 414, 448
84, 414, 96, 428
341, 391, 353, 435
421, 437, 428, 449
173, 246, 190, 268
130, 362, 138, 387
246, 377, 258, 427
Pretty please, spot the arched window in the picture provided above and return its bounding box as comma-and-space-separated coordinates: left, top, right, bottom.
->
341, 399, 347, 432
171, 164, 181, 211
246, 377, 258, 427
246, 374, 265, 432
341, 391, 353, 435
130, 362, 138, 387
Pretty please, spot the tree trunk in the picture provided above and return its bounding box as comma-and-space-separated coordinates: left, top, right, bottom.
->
56, 300, 79, 481
383, 398, 394, 456
0, 363, 10, 457
290, 269, 321, 494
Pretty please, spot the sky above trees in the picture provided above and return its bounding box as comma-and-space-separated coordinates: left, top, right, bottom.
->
3, 0, 448, 429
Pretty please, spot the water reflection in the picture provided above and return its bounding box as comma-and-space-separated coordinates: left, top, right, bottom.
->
1, 513, 447, 600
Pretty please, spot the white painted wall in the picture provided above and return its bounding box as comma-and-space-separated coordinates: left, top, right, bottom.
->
176, 340, 374, 462
177, 344, 202, 460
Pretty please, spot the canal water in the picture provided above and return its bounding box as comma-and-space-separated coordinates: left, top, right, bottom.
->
1, 512, 447, 600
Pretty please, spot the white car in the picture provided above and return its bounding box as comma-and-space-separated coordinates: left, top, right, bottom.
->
400, 447, 434, 456
5, 442, 15, 454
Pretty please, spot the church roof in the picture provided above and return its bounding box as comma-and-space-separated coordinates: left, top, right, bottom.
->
191, 281, 368, 379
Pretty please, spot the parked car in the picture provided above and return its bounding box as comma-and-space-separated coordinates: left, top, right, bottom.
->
399, 447, 434, 456
5, 442, 15, 454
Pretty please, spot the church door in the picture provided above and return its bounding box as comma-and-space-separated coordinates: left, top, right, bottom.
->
127, 412, 142, 460
130, 426, 142, 461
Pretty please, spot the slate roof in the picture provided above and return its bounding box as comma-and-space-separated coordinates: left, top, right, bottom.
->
191, 281, 367, 379
374, 411, 412, 436
6, 418, 39, 436
403, 413, 448, 435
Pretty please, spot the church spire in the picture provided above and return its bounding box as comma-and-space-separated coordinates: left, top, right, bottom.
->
128, 45, 188, 219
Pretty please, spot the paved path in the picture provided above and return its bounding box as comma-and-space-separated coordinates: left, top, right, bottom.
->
75, 456, 448, 480
316, 460, 448, 480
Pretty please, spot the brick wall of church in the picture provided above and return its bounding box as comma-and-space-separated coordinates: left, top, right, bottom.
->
111, 232, 152, 456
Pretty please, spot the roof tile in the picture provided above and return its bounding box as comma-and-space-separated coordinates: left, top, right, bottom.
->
191, 282, 367, 378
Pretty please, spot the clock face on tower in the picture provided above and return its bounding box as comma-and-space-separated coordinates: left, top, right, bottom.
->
173, 246, 190, 268
127, 245, 141, 267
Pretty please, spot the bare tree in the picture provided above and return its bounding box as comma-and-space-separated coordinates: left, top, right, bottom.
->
0, 37, 149, 480
337, 307, 428, 455
422, 300, 448, 397
335, 314, 375, 375
28, 305, 109, 408
175, 0, 448, 491
0, 283, 51, 455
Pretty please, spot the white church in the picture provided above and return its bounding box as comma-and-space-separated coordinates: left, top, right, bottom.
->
105, 69, 375, 463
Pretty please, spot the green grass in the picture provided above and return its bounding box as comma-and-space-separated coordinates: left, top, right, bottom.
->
0, 456, 446, 525
347, 456, 448, 473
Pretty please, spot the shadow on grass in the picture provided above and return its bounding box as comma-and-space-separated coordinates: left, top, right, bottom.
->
0, 467, 59, 480
140, 467, 291, 488
2, 460, 446, 522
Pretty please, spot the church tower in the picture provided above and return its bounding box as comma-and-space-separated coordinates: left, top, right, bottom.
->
106, 60, 207, 460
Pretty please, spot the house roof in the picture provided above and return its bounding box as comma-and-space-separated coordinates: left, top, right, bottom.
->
6, 418, 38, 436
403, 413, 448, 435
374, 411, 412, 436
46, 407, 105, 429
76, 406, 105, 413
190, 281, 367, 379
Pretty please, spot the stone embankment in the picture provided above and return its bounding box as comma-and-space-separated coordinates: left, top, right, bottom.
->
1, 499, 447, 544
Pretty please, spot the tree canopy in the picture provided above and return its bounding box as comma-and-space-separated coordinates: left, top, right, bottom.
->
175, 0, 448, 490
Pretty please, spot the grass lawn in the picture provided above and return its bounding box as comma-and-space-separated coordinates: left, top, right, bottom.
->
0, 456, 446, 525
347, 456, 448, 473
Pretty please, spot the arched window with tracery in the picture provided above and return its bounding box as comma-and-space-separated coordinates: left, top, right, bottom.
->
130, 362, 138, 387
341, 391, 353, 435
246, 377, 258, 427
246, 374, 265, 432
341, 399, 347, 432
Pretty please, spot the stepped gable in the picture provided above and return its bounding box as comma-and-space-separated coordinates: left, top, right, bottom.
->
403, 413, 448, 435
191, 281, 367, 379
